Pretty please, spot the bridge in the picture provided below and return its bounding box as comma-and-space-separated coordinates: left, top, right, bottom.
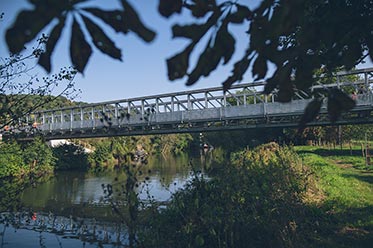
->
8, 68, 373, 140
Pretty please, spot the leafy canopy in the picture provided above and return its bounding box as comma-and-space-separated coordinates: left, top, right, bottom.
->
5, 0, 155, 73
5, 0, 373, 123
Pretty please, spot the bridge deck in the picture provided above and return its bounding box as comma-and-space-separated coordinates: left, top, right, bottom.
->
7, 68, 373, 140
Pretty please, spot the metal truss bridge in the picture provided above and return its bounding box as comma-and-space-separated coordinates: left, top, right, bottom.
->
10, 68, 373, 140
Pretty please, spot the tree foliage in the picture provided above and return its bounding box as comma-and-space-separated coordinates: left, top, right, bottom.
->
53, 144, 89, 170
5, 0, 155, 73
0, 138, 55, 179
5, 0, 373, 124
0, 37, 78, 130
140, 143, 313, 247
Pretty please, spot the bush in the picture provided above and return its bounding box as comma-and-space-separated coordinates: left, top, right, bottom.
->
87, 141, 116, 171
53, 144, 89, 170
140, 143, 312, 247
22, 137, 55, 176
0, 142, 25, 178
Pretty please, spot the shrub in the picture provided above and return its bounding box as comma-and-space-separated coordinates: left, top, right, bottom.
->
0, 142, 25, 178
22, 137, 55, 176
140, 143, 312, 247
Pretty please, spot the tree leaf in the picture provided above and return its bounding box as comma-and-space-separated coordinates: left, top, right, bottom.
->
327, 88, 355, 122
187, 39, 222, 85
327, 93, 341, 123
158, 0, 183, 18
120, 0, 156, 42
83, 8, 129, 34
167, 44, 194, 80
294, 56, 316, 91
252, 55, 267, 80
278, 82, 294, 102
299, 98, 322, 130
172, 23, 209, 40
38, 16, 66, 72
6, 9, 54, 54
264, 63, 292, 102
366, 36, 373, 62
70, 18, 92, 73
186, 21, 235, 86
81, 15, 122, 61
215, 23, 235, 64
222, 57, 250, 91
227, 5, 252, 23
328, 88, 355, 123
186, 0, 216, 18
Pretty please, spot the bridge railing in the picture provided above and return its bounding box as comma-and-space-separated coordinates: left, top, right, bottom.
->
20, 67, 373, 135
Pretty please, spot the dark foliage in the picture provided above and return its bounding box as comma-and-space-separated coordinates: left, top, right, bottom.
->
139, 143, 313, 247
53, 144, 89, 170
5, 0, 372, 123
5, 0, 155, 73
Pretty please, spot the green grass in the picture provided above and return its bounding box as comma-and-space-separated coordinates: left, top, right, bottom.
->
295, 146, 373, 247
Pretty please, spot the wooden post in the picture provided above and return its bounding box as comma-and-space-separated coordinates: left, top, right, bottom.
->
366, 144, 371, 165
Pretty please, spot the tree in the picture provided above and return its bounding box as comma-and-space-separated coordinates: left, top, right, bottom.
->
5, 0, 373, 124
0, 36, 79, 131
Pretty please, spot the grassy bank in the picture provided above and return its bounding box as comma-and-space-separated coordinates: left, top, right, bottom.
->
295, 146, 373, 247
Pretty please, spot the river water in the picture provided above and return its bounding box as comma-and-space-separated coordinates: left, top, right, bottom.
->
0, 154, 209, 247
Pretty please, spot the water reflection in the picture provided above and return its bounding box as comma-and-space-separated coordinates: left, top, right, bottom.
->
0, 153, 208, 247
21, 154, 198, 210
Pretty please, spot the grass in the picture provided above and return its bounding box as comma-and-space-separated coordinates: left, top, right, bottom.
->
295, 146, 373, 247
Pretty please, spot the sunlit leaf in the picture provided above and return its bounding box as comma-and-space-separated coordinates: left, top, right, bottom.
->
70, 18, 92, 73
195, 234, 205, 246
81, 15, 122, 61
167, 44, 194, 80
120, 0, 156, 42
38, 16, 66, 72
6, 9, 54, 54
158, 0, 183, 18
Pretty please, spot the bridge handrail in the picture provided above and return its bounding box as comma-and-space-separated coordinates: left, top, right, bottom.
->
28, 67, 373, 118
32, 81, 267, 114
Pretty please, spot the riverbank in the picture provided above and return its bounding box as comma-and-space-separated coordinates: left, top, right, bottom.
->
295, 146, 373, 247
1, 143, 373, 247
138, 144, 373, 247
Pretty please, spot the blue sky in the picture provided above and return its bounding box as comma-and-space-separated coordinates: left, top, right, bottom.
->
2, 0, 372, 104
0, 0, 253, 103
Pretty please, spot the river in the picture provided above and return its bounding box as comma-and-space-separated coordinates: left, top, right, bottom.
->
0, 153, 210, 247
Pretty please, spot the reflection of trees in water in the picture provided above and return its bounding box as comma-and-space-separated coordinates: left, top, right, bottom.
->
152, 154, 189, 184
0, 211, 130, 246
0, 175, 53, 213
21, 172, 88, 209
0, 154, 213, 247
0, 179, 25, 212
